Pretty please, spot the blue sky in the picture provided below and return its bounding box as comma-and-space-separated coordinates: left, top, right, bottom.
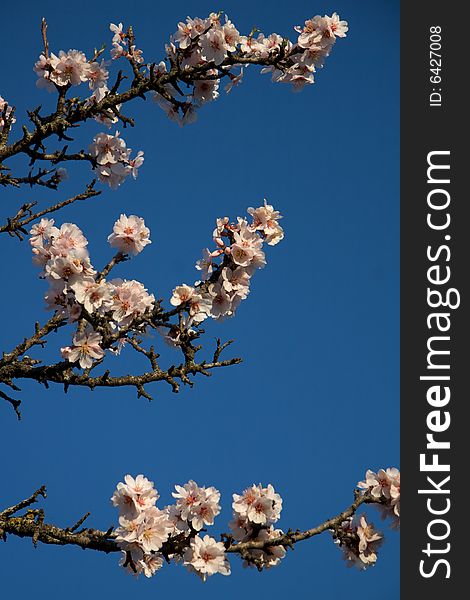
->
0, 1, 399, 598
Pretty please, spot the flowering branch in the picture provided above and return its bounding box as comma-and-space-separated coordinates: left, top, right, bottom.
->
0, 12, 348, 420
1, 200, 285, 415
0, 468, 399, 579
0, 12, 347, 194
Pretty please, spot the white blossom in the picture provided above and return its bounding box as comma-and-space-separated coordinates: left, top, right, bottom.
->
108, 214, 151, 256
170, 284, 195, 307
61, 330, 104, 369
111, 474, 159, 519
108, 279, 155, 327
183, 535, 230, 581
199, 29, 227, 65
69, 277, 111, 313
0, 96, 16, 132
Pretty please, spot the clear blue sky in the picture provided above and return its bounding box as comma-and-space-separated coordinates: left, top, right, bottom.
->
1, 1, 399, 597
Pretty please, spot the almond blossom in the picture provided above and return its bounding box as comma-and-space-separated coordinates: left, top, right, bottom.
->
171, 480, 221, 530
108, 214, 151, 256
45, 250, 90, 281
195, 248, 215, 279
247, 200, 284, 245
87, 60, 109, 90
232, 483, 282, 526
111, 474, 159, 519
242, 527, 287, 570
193, 79, 220, 104
134, 507, 173, 553
188, 293, 213, 324
29, 218, 59, 248
174, 19, 197, 49
221, 267, 250, 298
33, 52, 60, 91
357, 515, 382, 558
69, 277, 111, 313
334, 515, 383, 570
199, 29, 227, 65
89, 132, 143, 189
170, 284, 196, 307
357, 467, 401, 521
110, 22, 126, 46
139, 553, 164, 578
221, 18, 240, 51
61, 330, 104, 369
224, 68, 244, 93
108, 279, 155, 327
0, 96, 15, 132
51, 223, 88, 254
183, 535, 231, 581
324, 13, 349, 39
49, 50, 90, 87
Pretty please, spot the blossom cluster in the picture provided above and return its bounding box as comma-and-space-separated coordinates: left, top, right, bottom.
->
0, 96, 15, 133
334, 514, 383, 570
33, 43, 145, 188
33, 49, 113, 111
89, 131, 144, 189
358, 467, 400, 521
229, 483, 286, 570
167, 200, 283, 337
331, 466, 401, 570
111, 475, 230, 581
272, 12, 349, 89
27, 13, 346, 188
152, 11, 347, 124
110, 22, 144, 64
29, 214, 154, 368
28, 202, 283, 369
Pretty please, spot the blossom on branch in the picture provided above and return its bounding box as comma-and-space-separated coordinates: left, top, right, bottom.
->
61, 330, 104, 369
183, 535, 231, 581
357, 467, 401, 519
108, 214, 151, 256
333, 514, 383, 570
0, 96, 15, 132
89, 132, 144, 189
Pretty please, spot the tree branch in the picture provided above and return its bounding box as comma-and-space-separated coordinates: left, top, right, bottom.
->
0, 181, 101, 240
0, 487, 381, 559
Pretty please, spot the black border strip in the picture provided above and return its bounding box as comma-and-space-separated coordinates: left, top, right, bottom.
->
401, 2, 467, 596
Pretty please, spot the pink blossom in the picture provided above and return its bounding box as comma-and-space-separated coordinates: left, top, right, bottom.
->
87, 60, 109, 90
232, 483, 282, 526
108, 279, 155, 327
0, 96, 16, 132
199, 29, 227, 65
222, 18, 240, 51
110, 22, 126, 45
183, 535, 230, 581
170, 284, 195, 307
62, 331, 104, 369
29, 218, 59, 248
242, 527, 286, 570
193, 78, 219, 104
50, 50, 90, 87
33, 52, 60, 91
188, 293, 212, 324
224, 68, 244, 93
111, 474, 159, 519
89, 132, 142, 189
108, 214, 151, 256
195, 248, 214, 279
69, 277, 111, 313
139, 553, 164, 578
207, 283, 232, 318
